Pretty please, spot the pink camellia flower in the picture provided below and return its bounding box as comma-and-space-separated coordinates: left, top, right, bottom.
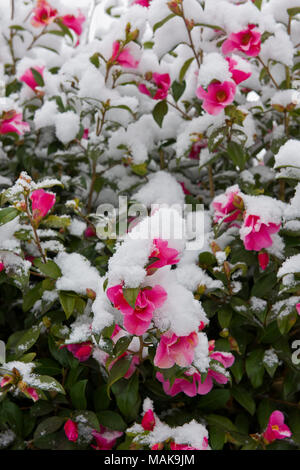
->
154, 331, 198, 369
188, 140, 208, 160
31, 0, 58, 27
258, 252, 269, 271
151, 443, 164, 450
30, 189, 56, 220
84, 226, 96, 238
196, 81, 236, 115
226, 57, 251, 85
24, 387, 39, 402
0, 262, 4, 272
20, 66, 45, 92
0, 375, 13, 387
110, 41, 139, 68
222, 24, 261, 57
132, 0, 151, 6
262, 411, 292, 444
139, 73, 171, 101
91, 427, 123, 450
62, 341, 93, 362
142, 409, 156, 431
60, 11, 86, 36
147, 238, 180, 272
241, 214, 281, 252
213, 185, 243, 223
157, 349, 234, 397
107, 284, 167, 336
64, 419, 78, 442
296, 303, 300, 315
0, 110, 30, 136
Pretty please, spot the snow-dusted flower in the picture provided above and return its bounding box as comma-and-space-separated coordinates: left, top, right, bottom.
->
62, 341, 93, 362
213, 185, 243, 223
0, 110, 30, 136
196, 81, 236, 115
154, 331, 198, 369
139, 73, 171, 101
110, 42, 139, 68
241, 214, 281, 251
107, 284, 167, 336
60, 11, 86, 36
226, 57, 251, 84
20, 66, 45, 92
31, 0, 58, 27
222, 25, 261, 57
91, 427, 123, 450
141, 409, 156, 431
30, 189, 56, 220
147, 238, 180, 272
262, 411, 291, 444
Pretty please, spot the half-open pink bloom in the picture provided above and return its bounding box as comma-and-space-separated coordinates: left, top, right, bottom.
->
226, 57, 251, 84
0, 110, 30, 136
64, 419, 78, 442
154, 331, 198, 369
213, 186, 242, 223
142, 409, 156, 431
62, 341, 93, 362
60, 11, 86, 36
196, 81, 236, 115
296, 303, 300, 315
222, 25, 261, 57
139, 73, 171, 100
241, 214, 281, 251
157, 350, 234, 396
31, 0, 58, 27
262, 411, 292, 444
0, 262, 4, 272
107, 284, 167, 336
258, 252, 269, 270
20, 66, 45, 91
147, 238, 180, 271
132, 0, 151, 6
188, 140, 208, 160
24, 387, 39, 401
110, 41, 139, 68
91, 427, 123, 450
30, 189, 56, 220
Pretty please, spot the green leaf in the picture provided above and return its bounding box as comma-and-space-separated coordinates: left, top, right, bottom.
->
112, 374, 141, 421
106, 357, 131, 398
131, 163, 148, 176
2, 400, 23, 436
218, 306, 232, 329
179, 57, 194, 82
30, 68, 45, 87
113, 336, 133, 358
0, 207, 19, 225
33, 416, 64, 440
59, 292, 76, 319
245, 349, 265, 388
153, 13, 175, 32
13, 326, 40, 359
123, 287, 140, 309
199, 251, 216, 267
43, 215, 70, 229
227, 141, 247, 170
34, 259, 62, 279
171, 80, 186, 102
277, 310, 297, 335
197, 389, 231, 412
35, 375, 65, 395
209, 425, 225, 450
205, 414, 237, 432
152, 100, 168, 128
70, 379, 87, 409
97, 411, 126, 431
287, 7, 300, 16
230, 355, 244, 384
232, 385, 256, 415
251, 272, 277, 298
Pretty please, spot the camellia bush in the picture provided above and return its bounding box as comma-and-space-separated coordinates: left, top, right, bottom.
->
0, 0, 300, 451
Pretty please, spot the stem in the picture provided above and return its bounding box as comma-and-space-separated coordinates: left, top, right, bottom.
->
257, 56, 280, 89
87, 160, 97, 214
166, 99, 192, 120
279, 179, 285, 202
27, 26, 47, 50
159, 149, 166, 170
138, 337, 144, 362
11, 0, 15, 20
181, 4, 200, 67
